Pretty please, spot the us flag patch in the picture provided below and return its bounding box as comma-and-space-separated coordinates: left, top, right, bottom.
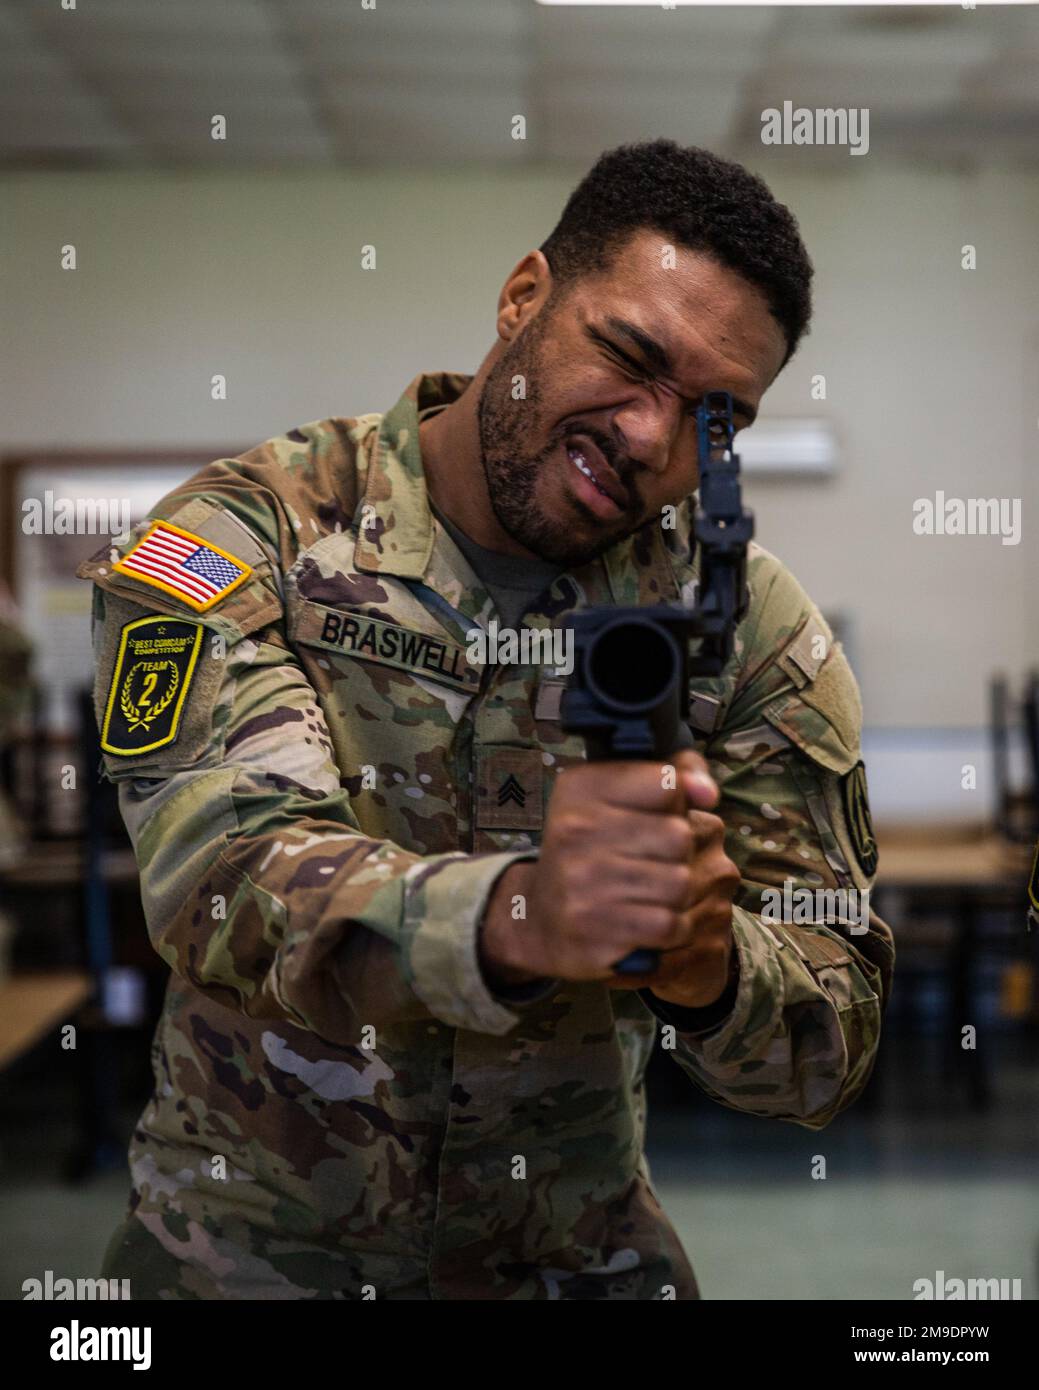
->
113, 521, 252, 611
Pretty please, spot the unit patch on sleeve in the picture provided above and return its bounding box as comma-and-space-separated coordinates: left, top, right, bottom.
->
100, 616, 204, 756
841, 759, 879, 877
113, 520, 252, 611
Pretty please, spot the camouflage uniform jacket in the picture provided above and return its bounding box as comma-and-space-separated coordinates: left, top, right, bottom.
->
79, 371, 894, 1300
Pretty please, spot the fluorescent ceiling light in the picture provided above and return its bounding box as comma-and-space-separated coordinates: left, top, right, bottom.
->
537, 2, 1033, 7
737, 419, 837, 478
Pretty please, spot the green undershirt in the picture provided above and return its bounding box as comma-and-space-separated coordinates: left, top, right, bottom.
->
430, 501, 562, 630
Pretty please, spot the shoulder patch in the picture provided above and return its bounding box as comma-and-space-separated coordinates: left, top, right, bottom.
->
841, 760, 879, 877
100, 616, 204, 756
113, 520, 252, 612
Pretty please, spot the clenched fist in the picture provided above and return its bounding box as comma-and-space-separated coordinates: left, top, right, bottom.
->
480, 748, 740, 1007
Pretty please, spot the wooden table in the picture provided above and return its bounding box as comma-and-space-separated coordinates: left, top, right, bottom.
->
0, 844, 138, 889
0, 841, 139, 1176
871, 823, 1035, 1111
876, 823, 1033, 890
0, 971, 93, 1070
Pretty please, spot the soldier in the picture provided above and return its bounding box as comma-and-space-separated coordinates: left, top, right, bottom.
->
80, 139, 893, 1300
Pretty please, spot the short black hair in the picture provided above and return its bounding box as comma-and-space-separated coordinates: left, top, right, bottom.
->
539, 139, 813, 365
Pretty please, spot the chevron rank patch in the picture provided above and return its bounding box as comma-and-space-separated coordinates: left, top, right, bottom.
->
101, 616, 204, 756
113, 520, 251, 612
475, 747, 543, 832
841, 760, 879, 877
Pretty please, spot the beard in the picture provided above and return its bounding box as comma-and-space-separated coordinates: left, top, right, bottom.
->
475, 313, 642, 568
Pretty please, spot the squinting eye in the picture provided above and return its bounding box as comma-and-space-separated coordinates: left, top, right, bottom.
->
602, 345, 652, 383
616, 358, 651, 384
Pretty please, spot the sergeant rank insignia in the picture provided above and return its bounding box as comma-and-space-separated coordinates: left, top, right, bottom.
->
101, 616, 204, 756
841, 760, 879, 877
113, 520, 251, 611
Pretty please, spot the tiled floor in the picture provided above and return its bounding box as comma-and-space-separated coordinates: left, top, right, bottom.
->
644, 1050, 1039, 1300
1, 1052, 1036, 1301
0, 1170, 128, 1300
651, 1176, 1037, 1301
3, 1162, 1034, 1303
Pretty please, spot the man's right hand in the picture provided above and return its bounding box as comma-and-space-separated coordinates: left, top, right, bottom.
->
479, 748, 727, 988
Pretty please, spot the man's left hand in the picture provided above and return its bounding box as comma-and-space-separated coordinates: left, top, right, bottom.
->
608, 806, 740, 1007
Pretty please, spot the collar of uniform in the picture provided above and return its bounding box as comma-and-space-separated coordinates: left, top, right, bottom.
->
352, 369, 682, 609
353, 371, 473, 578
598, 517, 682, 606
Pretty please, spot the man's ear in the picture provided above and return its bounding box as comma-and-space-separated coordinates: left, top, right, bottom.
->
496, 250, 553, 341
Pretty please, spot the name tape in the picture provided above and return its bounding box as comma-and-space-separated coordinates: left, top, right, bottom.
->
297, 602, 481, 694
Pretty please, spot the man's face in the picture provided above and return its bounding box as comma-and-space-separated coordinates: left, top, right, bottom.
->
476, 229, 789, 567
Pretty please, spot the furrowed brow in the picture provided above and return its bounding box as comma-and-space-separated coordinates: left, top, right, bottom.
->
599, 317, 758, 428
603, 317, 674, 377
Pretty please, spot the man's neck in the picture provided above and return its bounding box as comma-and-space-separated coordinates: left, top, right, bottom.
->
418, 381, 539, 560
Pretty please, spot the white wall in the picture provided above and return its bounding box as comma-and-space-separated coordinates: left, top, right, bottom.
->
747, 163, 1038, 736
2, 165, 1036, 809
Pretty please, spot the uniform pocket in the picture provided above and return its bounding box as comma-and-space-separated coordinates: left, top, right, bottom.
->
760, 640, 861, 777
760, 639, 878, 889
775, 922, 881, 1011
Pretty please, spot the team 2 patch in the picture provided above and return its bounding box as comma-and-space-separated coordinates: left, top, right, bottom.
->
841, 760, 879, 877
100, 616, 204, 756
113, 520, 251, 612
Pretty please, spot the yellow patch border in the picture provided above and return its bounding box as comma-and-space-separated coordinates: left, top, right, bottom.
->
100, 616, 204, 756
112, 519, 252, 613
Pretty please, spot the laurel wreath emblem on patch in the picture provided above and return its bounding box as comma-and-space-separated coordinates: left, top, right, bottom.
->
101, 616, 203, 757
119, 660, 179, 733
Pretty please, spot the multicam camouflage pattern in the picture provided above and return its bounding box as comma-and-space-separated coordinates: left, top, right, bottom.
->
78, 372, 894, 1300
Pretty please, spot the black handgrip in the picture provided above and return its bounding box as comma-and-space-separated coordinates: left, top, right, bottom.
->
613, 947, 659, 976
